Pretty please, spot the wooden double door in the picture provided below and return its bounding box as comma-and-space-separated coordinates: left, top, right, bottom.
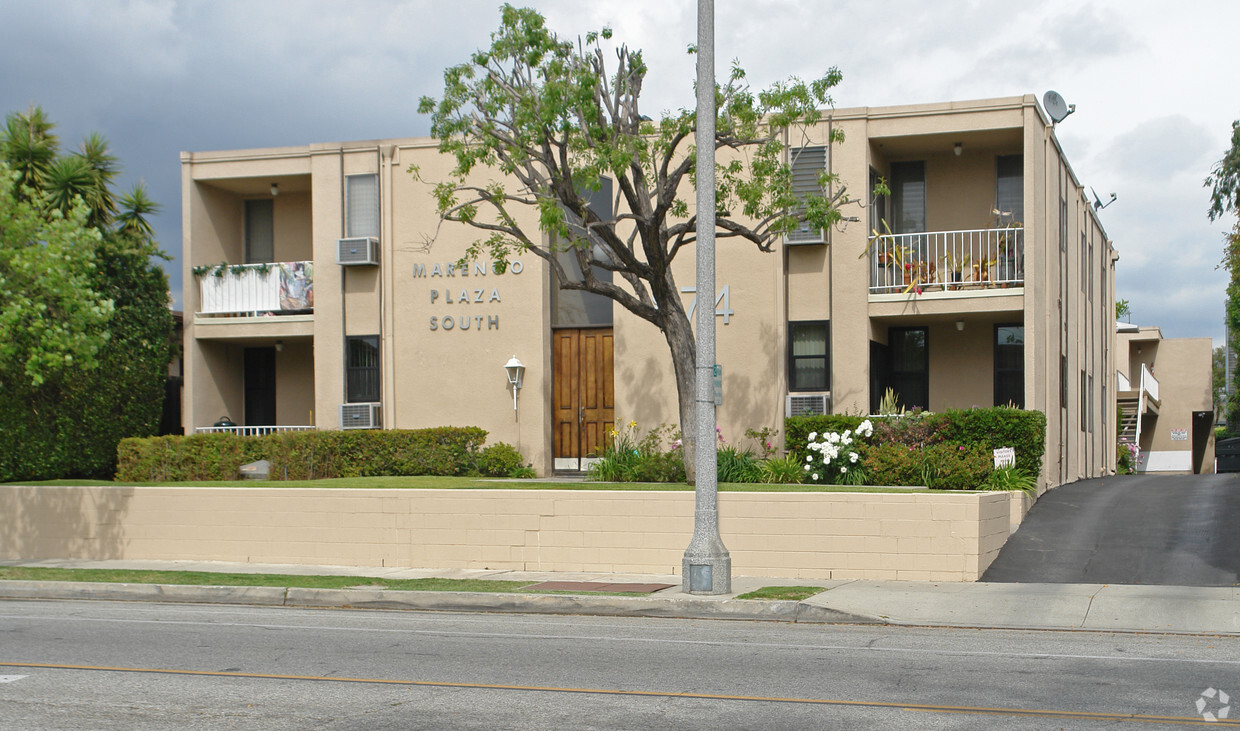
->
552, 328, 614, 471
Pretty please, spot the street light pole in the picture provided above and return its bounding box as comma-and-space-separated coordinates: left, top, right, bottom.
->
682, 0, 731, 595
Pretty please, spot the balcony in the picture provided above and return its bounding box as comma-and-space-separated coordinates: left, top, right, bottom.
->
196, 261, 314, 317
869, 228, 1023, 295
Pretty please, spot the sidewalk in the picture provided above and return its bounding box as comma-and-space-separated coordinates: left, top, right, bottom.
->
2, 559, 1237, 635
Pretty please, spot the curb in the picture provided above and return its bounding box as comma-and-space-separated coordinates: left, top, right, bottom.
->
0, 581, 879, 625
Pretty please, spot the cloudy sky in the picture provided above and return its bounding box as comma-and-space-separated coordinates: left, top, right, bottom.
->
1, 0, 1235, 345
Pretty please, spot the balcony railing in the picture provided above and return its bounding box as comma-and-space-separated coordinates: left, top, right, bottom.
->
196, 261, 314, 316
195, 425, 315, 437
869, 228, 1023, 294
1140, 363, 1159, 403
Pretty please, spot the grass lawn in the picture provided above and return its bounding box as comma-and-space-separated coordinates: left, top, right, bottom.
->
0, 567, 653, 596
736, 586, 826, 601
4, 476, 941, 493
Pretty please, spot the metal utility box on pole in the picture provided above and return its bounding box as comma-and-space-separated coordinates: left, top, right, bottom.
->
682, 0, 731, 595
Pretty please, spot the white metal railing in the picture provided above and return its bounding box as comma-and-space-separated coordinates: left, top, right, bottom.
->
869, 228, 1024, 294
195, 425, 315, 437
197, 261, 314, 316
1140, 363, 1160, 403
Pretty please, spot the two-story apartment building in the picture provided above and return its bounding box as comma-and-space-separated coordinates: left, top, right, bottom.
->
181, 95, 1117, 487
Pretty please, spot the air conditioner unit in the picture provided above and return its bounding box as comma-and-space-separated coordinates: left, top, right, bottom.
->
340, 402, 382, 429
336, 237, 380, 266
786, 393, 830, 417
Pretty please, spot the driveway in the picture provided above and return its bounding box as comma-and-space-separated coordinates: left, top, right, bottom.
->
981, 473, 1240, 585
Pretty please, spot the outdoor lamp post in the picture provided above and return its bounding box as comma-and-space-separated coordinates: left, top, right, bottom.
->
504, 356, 525, 412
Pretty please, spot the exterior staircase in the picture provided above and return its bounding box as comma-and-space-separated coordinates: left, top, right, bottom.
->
1118, 396, 1139, 444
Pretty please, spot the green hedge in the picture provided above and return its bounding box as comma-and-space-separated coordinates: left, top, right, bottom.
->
117, 427, 491, 482
786, 407, 1046, 489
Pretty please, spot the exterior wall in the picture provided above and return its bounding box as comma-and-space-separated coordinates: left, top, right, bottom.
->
0, 486, 1012, 582
276, 341, 315, 426
1144, 337, 1214, 472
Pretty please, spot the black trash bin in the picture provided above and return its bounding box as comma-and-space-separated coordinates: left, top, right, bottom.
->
1216, 436, 1240, 473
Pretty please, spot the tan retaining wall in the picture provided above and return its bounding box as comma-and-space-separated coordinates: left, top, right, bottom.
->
0, 487, 1011, 581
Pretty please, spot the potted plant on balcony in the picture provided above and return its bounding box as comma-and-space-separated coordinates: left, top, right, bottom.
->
863, 219, 905, 291
941, 251, 971, 290
990, 208, 1023, 287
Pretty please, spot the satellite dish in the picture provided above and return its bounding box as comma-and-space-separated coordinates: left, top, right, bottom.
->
1090, 187, 1116, 210
1043, 90, 1075, 124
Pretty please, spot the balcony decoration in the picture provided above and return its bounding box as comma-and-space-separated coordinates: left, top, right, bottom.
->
194, 261, 314, 315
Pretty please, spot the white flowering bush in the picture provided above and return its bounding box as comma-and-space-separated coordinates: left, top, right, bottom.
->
803, 419, 873, 485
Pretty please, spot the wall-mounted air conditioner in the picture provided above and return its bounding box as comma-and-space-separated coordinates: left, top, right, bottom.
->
786, 393, 830, 417
336, 237, 380, 266
340, 402, 382, 429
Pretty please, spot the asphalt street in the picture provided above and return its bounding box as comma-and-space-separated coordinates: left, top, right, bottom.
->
982, 473, 1240, 585
1, 599, 1237, 729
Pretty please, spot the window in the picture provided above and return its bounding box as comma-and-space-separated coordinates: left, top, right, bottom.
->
994, 324, 1024, 408
888, 326, 928, 410
1060, 354, 1068, 409
552, 178, 614, 327
890, 161, 926, 235
245, 199, 274, 264
346, 336, 380, 403
1081, 231, 1088, 296
1059, 195, 1068, 253
890, 161, 927, 261
346, 174, 380, 239
787, 146, 828, 244
995, 155, 1023, 224
788, 321, 830, 391
1081, 370, 1087, 431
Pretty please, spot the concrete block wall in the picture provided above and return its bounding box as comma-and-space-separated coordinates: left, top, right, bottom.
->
0, 487, 1013, 581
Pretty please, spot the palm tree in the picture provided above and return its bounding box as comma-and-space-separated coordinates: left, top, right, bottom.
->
117, 182, 160, 240
77, 132, 118, 226
1, 105, 59, 193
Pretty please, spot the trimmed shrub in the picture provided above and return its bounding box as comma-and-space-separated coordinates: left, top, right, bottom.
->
936, 407, 1046, 477
478, 442, 534, 478
116, 426, 489, 482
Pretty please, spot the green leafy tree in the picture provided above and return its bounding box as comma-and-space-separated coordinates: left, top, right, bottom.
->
1214, 345, 1227, 424
418, 5, 854, 481
1208, 122, 1240, 434
0, 107, 172, 480
1221, 225, 1240, 435
0, 163, 112, 386
1207, 120, 1240, 222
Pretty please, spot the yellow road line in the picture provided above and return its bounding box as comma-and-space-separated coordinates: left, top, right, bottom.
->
1, 660, 1231, 726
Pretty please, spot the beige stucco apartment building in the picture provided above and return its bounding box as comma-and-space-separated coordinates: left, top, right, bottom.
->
1116, 324, 1214, 473
181, 95, 1124, 487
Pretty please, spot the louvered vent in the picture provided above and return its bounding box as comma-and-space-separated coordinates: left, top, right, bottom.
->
786, 146, 828, 245
336, 237, 380, 266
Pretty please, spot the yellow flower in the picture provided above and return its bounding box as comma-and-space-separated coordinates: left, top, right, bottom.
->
628, 420, 638, 429
608, 428, 618, 437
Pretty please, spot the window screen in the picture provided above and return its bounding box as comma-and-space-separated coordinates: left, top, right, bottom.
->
346, 174, 380, 239
787, 146, 828, 244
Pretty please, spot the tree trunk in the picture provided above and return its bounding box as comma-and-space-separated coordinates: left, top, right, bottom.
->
662, 308, 698, 485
